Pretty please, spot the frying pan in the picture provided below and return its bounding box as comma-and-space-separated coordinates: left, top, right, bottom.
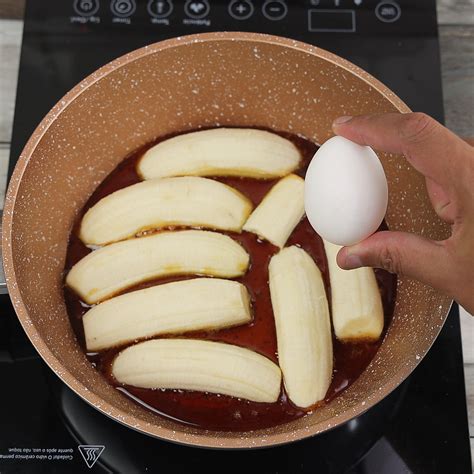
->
1, 32, 451, 449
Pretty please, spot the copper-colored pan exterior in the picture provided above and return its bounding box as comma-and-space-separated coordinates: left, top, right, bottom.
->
2, 33, 451, 449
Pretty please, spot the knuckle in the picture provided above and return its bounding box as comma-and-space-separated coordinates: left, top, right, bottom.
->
378, 246, 404, 275
399, 112, 437, 151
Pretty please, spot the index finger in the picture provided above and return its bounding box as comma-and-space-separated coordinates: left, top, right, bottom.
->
332, 112, 472, 187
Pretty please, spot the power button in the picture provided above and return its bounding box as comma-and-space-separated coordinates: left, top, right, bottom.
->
375, 1, 401, 23
74, 0, 100, 16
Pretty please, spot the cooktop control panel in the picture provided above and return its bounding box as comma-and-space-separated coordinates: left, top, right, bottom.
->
14, 0, 440, 178
64, 0, 436, 36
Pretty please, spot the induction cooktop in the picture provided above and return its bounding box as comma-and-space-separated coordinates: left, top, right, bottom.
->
1, 1, 471, 472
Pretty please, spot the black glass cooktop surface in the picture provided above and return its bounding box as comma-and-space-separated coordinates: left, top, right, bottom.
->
1, 1, 471, 472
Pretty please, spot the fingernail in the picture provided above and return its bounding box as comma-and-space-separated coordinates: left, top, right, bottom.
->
344, 253, 363, 269
333, 116, 353, 126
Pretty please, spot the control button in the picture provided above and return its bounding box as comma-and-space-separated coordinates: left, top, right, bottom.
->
354, 0, 363, 5
148, 0, 173, 18
228, 0, 254, 20
185, 0, 210, 19
111, 0, 136, 17
375, 1, 401, 22
73, 0, 100, 16
262, 0, 287, 21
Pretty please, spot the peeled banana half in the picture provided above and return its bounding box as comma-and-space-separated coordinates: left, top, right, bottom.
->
323, 240, 384, 342
243, 174, 305, 248
269, 246, 333, 409
83, 278, 252, 351
112, 339, 282, 403
66, 230, 250, 304
137, 128, 301, 179
80, 177, 253, 246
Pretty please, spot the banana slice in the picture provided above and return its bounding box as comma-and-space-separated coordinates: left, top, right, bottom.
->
138, 128, 301, 179
112, 339, 282, 403
323, 240, 384, 342
80, 177, 253, 246
83, 278, 252, 351
66, 230, 249, 304
243, 174, 305, 248
269, 246, 333, 408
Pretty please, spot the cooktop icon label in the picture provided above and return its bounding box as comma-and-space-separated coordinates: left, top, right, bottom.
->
148, 0, 173, 18
229, 0, 254, 20
73, 0, 100, 16
185, 0, 210, 19
78, 445, 105, 469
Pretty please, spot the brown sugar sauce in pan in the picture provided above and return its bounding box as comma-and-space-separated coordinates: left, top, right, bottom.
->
64, 128, 397, 431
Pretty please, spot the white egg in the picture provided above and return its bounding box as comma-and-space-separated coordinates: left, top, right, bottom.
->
304, 136, 388, 246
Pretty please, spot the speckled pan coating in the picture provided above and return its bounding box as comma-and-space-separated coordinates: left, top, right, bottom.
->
1, 32, 452, 449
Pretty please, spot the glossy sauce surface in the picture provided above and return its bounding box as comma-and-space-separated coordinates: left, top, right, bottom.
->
64, 129, 397, 431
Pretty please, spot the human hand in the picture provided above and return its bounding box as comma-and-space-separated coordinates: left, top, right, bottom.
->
332, 113, 474, 314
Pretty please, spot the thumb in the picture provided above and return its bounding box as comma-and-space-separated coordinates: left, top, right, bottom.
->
336, 231, 452, 294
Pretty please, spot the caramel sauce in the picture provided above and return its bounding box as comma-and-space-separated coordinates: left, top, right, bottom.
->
64, 129, 397, 431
